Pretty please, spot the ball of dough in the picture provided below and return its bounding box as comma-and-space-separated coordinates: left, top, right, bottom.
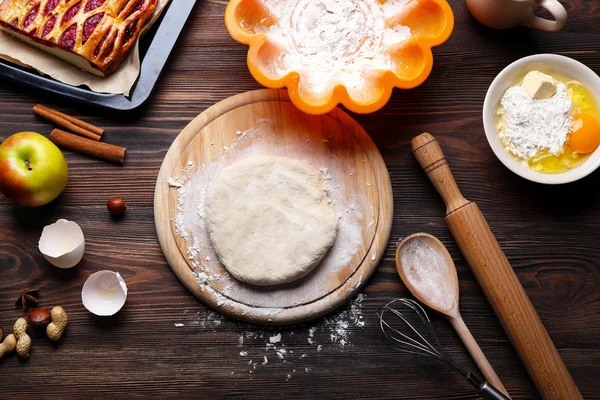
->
205, 155, 338, 286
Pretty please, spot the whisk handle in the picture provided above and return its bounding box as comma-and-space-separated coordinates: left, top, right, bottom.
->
467, 373, 510, 400
479, 382, 511, 400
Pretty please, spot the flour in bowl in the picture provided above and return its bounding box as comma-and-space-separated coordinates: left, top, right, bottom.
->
498, 82, 572, 159
260, 0, 412, 95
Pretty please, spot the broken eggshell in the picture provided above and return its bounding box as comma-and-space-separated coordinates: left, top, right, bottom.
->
38, 219, 85, 269
82, 270, 128, 316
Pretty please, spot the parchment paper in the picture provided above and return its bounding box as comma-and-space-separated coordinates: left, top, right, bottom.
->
0, 0, 170, 96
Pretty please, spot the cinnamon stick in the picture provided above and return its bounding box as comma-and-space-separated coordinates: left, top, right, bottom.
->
50, 129, 126, 164
33, 105, 103, 141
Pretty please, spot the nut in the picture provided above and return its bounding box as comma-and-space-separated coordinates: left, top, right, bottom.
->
0, 333, 16, 359
47, 306, 68, 342
28, 308, 52, 330
107, 197, 127, 219
14, 318, 31, 359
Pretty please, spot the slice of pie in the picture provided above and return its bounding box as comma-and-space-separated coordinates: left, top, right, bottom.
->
0, 0, 158, 77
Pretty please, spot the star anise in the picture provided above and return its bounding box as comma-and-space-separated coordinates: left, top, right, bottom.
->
15, 288, 40, 309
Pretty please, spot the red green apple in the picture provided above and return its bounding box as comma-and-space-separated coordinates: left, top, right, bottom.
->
0, 131, 68, 206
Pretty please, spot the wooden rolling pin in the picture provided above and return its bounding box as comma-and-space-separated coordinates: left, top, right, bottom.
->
411, 133, 582, 400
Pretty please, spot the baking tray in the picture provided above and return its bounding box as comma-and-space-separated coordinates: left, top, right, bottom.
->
0, 0, 196, 111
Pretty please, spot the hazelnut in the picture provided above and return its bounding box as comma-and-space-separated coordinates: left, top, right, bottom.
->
28, 308, 51, 330
107, 197, 127, 219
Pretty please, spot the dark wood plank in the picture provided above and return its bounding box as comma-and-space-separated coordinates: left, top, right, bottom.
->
0, 0, 598, 399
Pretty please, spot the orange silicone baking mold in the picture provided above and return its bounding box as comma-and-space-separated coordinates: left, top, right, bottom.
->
225, 0, 454, 115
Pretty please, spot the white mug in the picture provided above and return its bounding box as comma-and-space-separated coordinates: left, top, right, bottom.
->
466, 0, 568, 32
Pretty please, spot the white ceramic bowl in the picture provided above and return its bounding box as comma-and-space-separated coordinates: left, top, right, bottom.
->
483, 54, 600, 184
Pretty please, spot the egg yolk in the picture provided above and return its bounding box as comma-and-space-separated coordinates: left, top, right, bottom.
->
569, 113, 600, 154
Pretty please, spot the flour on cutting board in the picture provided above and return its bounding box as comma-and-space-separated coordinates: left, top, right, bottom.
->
179, 294, 366, 379
168, 119, 373, 310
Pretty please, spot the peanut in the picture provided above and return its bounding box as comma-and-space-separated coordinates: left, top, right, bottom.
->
14, 318, 31, 359
0, 332, 16, 359
46, 306, 68, 342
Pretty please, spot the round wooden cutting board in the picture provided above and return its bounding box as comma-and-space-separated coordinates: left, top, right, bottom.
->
155, 89, 393, 325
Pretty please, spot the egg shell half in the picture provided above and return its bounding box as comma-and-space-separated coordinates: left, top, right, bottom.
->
82, 271, 128, 316
38, 219, 85, 269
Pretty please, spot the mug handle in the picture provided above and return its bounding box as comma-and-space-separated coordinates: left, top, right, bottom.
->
525, 0, 568, 32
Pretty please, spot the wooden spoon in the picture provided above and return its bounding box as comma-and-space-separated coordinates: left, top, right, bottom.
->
396, 233, 510, 398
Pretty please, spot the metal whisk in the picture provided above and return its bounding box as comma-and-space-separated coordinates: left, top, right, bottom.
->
377, 298, 510, 400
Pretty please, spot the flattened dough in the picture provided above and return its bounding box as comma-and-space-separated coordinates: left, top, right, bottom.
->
205, 155, 338, 286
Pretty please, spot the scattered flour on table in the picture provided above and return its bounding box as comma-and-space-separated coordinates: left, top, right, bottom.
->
269, 333, 282, 344
181, 294, 367, 379
498, 83, 572, 159
259, 0, 412, 95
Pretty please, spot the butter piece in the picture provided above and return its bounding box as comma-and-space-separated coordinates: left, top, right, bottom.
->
520, 71, 557, 100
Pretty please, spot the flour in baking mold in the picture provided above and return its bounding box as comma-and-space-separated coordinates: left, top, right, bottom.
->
260, 0, 413, 96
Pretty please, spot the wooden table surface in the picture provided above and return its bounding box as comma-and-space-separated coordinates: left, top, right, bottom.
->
1, 1, 598, 399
